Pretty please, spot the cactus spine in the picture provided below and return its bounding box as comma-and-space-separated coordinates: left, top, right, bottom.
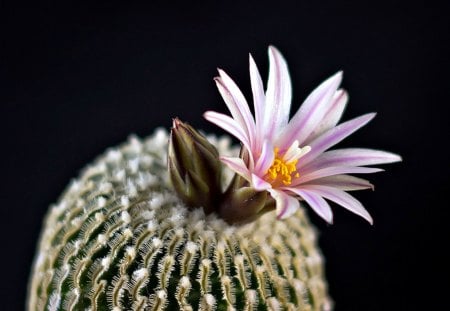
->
28, 130, 332, 310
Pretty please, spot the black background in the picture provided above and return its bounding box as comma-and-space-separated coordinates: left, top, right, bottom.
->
2, 1, 449, 310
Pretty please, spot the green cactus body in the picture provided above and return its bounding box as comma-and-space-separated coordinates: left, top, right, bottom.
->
28, 130, 332, 310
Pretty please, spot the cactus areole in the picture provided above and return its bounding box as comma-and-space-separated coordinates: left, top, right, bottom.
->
28, 46, 401, 310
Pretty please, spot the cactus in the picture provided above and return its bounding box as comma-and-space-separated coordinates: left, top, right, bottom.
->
28, 129, 332, 310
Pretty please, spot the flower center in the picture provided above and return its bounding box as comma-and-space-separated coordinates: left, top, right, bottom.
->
266, 147, 300, 186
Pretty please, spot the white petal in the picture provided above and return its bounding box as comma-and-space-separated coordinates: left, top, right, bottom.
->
252, 174, 272, 191
254, 140, 275, 176
219, 156, 251, 182
305, 89, 348, 143
303, 174, 374, 191
295, 166, 383, 185
268, 189, 300, 219
263, 46, 292, 141
215, 73, 256, 149
287, 188, 333, 223
302, 148, 401, 172
301, 148, 402, 172
249, 53, 266, 152
277, 72, 342, 148
301, 185, 373, 224
298, 113, 376, 168
204, 111, 251, 151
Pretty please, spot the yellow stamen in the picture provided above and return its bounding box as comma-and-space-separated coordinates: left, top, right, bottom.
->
266, 148, 300, 186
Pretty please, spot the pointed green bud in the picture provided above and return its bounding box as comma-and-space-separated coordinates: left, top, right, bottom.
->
168, 118, 222, 214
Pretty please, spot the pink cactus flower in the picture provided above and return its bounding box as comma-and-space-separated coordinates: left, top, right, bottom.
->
204, 46, 401, 223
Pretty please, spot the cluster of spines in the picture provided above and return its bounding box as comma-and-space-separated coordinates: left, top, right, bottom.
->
28, 130, 331, 311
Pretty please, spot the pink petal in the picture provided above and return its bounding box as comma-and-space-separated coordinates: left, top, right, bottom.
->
249, 54, 266, 152
203, 111, 251, 151
215, 73, 256, 149
295, 166, 383, 185
286, 188, 333, 223
254, 139, 275, 176
268, 189, 300, 219
277, 71, 343, 148
302, 148, 402, 172
303, 174, 374, 191
219, 156, 251, 182
301, 185, 373, 224
305, 89, 348, 144
252, 174, 272, 191
298, 113, 376, 168
263, 46, 292, 141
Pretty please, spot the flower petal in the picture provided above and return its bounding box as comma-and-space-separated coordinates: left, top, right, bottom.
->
219, 156, 251, 182
305, 89, 348, 144
204, 111, 251, 151
287, 188, 333, 223
215, 72, 256, 148
254, 139, 275, 176
295, 166, 383, 185
298, 113, 376, 167
301, 185, 373, 224
268, 189, 300, 219
263, 46, 292, 141
303, 174, 374, 191
252, 174, 272, 191
277, 71, 343, 147
249, 53, 266, 152
301, 148, 402, 172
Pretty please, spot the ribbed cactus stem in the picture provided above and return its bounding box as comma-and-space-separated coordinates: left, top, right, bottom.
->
28, 129, 332, 310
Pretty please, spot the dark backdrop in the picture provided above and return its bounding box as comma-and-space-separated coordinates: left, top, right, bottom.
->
2, 1, 449, 310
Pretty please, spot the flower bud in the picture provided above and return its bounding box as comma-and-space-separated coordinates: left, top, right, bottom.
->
168, 118, 222, 214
